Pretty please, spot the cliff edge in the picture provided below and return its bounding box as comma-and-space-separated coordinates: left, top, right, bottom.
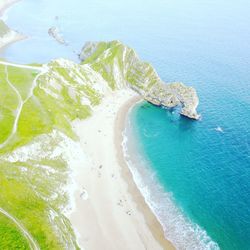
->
80, 40, 200, 119
0, 20, 24, 49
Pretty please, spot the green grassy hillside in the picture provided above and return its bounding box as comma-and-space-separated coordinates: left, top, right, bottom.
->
0, 59, 105, 249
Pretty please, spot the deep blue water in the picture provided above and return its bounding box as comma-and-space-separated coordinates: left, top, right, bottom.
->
2, 0, 250, 249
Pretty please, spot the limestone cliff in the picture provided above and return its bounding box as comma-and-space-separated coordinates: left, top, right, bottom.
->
80, 40, 200, 119
0, 20, 24, 49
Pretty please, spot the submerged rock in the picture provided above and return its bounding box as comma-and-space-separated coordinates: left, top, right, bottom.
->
80, 40, 200, 120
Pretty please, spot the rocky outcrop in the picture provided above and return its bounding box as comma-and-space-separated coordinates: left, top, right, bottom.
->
143, 82, 200, 119
48, 26, 67, 45
0, 20, 10, 37
80, 40, 200, 120
0, 20, 24, 49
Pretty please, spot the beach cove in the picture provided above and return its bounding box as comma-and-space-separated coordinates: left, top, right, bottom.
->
1, 0, 250, 249
0, 1, 179, 247
70, 89, 174, 249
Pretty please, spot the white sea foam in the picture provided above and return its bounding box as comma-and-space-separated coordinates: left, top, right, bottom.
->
215, 126, 224, 133
122, 111, 220, 250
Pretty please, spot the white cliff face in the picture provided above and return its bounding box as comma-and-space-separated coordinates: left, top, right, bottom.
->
79, 41, 99, 61
80, 40, 200, 120
0, 20, 24, 49
145, 82, 200, 120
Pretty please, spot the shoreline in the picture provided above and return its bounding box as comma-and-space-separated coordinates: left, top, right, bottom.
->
0, 1, 175, 246
0, 0, 26, 52
114, 95, 175, 249
69, 89, 175, 249
0, 2, 174, 247
0, 30, 26, 52
0, 0, 20, 16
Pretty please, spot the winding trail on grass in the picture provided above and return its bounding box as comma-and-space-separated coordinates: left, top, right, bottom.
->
0, 61, 47, 149
0, 208, 40, 250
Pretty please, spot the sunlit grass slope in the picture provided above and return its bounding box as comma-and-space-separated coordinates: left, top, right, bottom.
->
0, 212, 30, 249
0, 41, 172, 249
0, 58, 107, 249
81, 40, 159, 91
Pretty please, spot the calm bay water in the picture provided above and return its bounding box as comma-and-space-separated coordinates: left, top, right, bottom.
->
2, 0, 250, 249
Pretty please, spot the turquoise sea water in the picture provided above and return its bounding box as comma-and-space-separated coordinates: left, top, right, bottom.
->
2, 0, 250, 249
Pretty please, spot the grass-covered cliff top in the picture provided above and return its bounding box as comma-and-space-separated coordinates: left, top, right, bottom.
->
80, 40, 160, 90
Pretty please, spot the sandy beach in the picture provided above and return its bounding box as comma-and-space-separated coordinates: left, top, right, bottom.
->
70, 89, 175, 250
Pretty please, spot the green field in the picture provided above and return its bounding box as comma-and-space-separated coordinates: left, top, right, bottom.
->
0, 212, 30, 249
0, 59, 101, 249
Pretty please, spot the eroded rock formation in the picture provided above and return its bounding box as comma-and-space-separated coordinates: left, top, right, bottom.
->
80, 40, 200, 119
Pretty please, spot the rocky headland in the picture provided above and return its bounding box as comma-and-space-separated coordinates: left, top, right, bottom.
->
80, 40, 200, 120
0, 0, 25, 50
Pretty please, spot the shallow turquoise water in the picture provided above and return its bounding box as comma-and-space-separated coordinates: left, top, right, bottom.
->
128, 99, 250, 249
2, 0, 250, 249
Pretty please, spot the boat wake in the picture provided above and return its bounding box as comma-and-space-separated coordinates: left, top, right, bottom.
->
215, 126, 224, 133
